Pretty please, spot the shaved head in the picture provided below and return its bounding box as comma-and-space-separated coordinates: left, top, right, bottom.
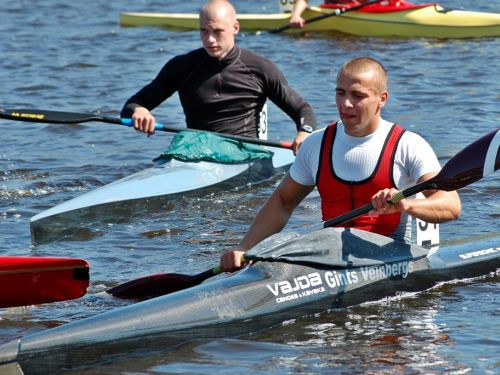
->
199, 0, 239, 60
339, 57, 388, 94
200, 0, 237, 23
335, 56, 389, 136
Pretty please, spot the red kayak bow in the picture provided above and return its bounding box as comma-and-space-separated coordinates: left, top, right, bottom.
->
0, 257, 90, 308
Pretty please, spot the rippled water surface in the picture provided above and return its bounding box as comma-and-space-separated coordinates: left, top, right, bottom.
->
0, 1, 499, 374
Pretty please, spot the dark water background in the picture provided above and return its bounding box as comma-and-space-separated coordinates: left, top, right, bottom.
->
0, 1, 499, 373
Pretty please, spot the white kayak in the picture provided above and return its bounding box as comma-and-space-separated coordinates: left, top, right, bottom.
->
30, 146, 294, 244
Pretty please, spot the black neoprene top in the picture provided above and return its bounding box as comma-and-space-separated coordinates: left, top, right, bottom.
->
121, 46, 317, 138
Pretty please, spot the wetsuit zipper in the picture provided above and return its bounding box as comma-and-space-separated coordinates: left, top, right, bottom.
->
215, 72, 221, 97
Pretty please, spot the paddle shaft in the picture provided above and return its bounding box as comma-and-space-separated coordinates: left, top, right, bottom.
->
270, 0, 385, 34
0, 108, 294, 150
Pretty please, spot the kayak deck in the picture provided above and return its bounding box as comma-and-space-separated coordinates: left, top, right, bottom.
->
119, 5, 500, 38
30, 146, 294, 244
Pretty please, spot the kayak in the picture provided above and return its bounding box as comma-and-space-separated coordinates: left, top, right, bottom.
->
30, 145, 294, 244
119, 3, 500, 39
0, 257, 90, 308
0, 228, 497, 373
0, 107, 291, 244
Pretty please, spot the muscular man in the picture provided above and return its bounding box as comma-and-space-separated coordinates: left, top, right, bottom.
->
220, 56, 461, 272
121, 0, 316, 154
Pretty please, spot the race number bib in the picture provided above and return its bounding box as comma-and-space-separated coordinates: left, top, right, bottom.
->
415, 193, 439, 252
257, 103, 268, 140
416, 219, 439, 252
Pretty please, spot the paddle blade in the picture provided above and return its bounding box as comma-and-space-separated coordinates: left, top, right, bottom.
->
107, 268, 217, 301
0, 108, 101, 124
0, 257, 90, 308
432, 129, 499, 191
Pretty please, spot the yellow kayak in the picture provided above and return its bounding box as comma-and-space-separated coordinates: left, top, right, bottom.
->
120, 4, 500, 39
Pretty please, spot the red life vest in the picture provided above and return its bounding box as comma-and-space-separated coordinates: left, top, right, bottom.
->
316, 122, 405, 236
321, 1, 431, 13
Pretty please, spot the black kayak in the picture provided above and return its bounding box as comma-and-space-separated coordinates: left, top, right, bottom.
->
0, 228, 498, 374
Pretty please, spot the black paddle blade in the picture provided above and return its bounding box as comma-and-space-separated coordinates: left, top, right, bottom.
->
0, 108, 99, 124
107, 269, 216, 301
432, 129, 499, 191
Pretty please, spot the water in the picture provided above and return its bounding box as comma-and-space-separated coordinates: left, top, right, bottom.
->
0, 0, 499, 373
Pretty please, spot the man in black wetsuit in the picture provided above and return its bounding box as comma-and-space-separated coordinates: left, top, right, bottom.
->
121, 0, 317, 154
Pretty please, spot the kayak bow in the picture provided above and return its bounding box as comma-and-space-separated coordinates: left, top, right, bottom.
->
29, 145, 294, 244
0, 108, 295, 245
0, 257, 90, 308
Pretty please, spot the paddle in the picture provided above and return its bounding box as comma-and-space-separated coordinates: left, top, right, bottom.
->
107, 129, 499, 301
269, 0, 385, 34
0, 256, 90, 307
0, 108, 293, 150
